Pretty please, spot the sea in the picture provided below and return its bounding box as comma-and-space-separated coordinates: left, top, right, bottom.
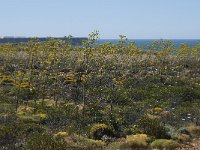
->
97, 39, 200, 48
0, 38, 199, 48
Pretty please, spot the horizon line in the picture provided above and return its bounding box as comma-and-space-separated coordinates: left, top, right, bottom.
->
0, 36, 200, 40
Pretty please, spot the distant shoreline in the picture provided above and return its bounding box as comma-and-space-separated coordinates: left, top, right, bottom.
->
0, 37, 88, 45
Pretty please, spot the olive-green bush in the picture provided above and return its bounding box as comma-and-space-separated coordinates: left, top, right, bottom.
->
121, 134, 149, 149
151, 139, 180, 150
26, 133, 68, 150
137, 114, 170, 139
90, 123, 114, 140
0, 124, 17, 148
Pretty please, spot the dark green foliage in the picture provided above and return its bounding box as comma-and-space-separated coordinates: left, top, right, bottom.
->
18, 88, 36, 101
0, 123, 46, 149
90, 123, 114, 140
16, 123, 46, 137
181, 87, 200, 102
42, 108, 70, 128
0, 113, 17, 124
26, 133, 68, 150
0, 124, 17, 148
178, 127, 191, 136
137, 115, 170, 139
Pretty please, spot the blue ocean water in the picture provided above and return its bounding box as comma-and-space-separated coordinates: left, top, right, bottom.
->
98, 39, 200, 47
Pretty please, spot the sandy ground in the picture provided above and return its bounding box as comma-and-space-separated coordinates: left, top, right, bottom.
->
178, 138, 200, 150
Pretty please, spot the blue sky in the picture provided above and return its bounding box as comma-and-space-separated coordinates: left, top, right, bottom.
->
0, 0, 200, 39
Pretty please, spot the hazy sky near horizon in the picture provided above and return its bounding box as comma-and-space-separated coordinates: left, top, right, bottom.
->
0, 0, 200, 39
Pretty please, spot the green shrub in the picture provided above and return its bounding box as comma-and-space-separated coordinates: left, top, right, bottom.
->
16, 106, 47, 124
137, 114, 170, 139
165, 125, 178, 140
42, 108, 70, 128
16, 123, 46, 137
151, 139, 180, 150
18, 87, 36, 100
176, 134, 191, 143
0, 124, 16, 147
107, 141, 123, 150
186, 125, 200, 137
90, 123, 114, 140
0, 103, 16, 114
54, 133, 79, 148
0, 123, 47, 149
121, 134, 148, 149
53, 132, 105, 150
178, 127, 191, 136
123, 125, 143, 135
80, 138, 105, 150
26, 133, 68, 150
181, 87, 200, 102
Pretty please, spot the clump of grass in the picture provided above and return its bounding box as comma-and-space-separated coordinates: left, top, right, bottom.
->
54, 131, 69, 138
17, 106, 34, 115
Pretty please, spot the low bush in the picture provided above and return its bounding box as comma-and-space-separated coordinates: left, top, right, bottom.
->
151, 139, 180, 150
123, 125, 143, 135
26, 133, 68, 150
107, 141, 123, 150
0, 124, 17, 148
53, 132, 105, 150
54, 131, 69, 138
137, 114, 170, 139
17, 113, 47, 124
121, 134, 148, 149
41, 108, 70, 128
16, 106, 47, 124
16, 123, 46, 137
90, 123, 114, 140
17, 106, 35, 115
187, 125, 200, 137
80, 138, 105, 150
178, 127, 191, 136
176, 134, 191, 143
0, 113, 17, 124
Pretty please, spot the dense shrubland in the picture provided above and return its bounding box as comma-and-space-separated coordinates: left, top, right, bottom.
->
1, 32, 200, 149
